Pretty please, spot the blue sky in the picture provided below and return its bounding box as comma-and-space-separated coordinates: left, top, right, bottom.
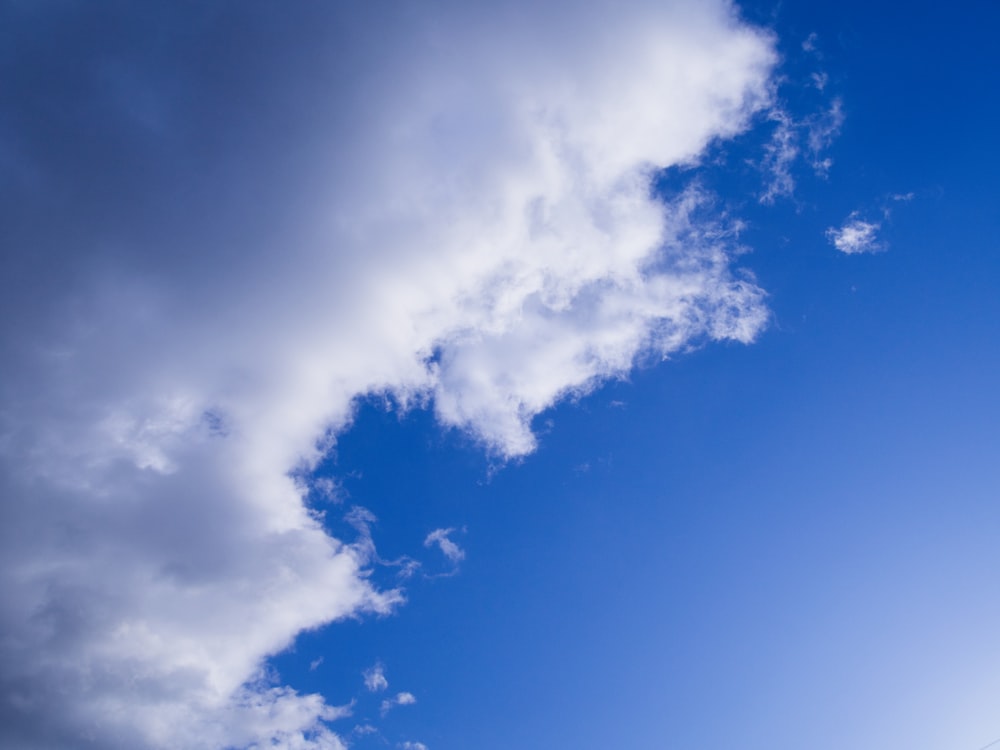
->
1, 1, 999, 749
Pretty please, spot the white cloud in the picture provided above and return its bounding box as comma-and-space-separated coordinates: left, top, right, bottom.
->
400, 743, 429, 750
827, 213, 885, 254
363, 663, 389, 693
806, 98, 844, 175
0, 1, 778, 748
759, 111, 799, 203
759, 97, 843, 203
381, 692, 417, 717
424, 528, 466, 564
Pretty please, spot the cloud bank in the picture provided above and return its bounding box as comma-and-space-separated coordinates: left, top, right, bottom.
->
0, 1, 777, 747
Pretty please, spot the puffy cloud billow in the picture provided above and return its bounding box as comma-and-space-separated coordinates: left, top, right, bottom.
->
0, 1, 777, 747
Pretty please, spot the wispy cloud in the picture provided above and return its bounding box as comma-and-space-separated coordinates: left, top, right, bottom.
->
827, 191, 914, 255
806, 98, 844, 175
757, 29, 843, 204
759, 98, 844, 203
424, 528, 466, 564
381, 692, 418, 716
364, 663, 389, 692
759, 111, 799, 203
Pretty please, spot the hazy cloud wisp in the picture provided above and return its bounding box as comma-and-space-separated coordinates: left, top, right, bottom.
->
424, 528, 466, 564
363, 663, 389, 693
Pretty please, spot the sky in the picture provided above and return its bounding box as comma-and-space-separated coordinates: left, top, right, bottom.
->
0, 1, 998, 749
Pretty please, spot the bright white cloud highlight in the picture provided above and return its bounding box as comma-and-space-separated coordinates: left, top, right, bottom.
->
827, 213, 884, 254
0, 1, 778, 748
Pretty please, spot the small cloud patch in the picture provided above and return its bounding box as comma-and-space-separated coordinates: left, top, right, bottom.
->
381, 691, 417, 716
826, 213, 884, 254
424, 528, 465, 564
363, 662, 388, 692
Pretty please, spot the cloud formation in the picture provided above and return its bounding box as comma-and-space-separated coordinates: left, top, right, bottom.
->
827, 213, 884, 254
759, 98, 843, 203
381, 693, 418, 717
363, 663, 389, 693
424, 528, 466, 564
0, 1, 777, 747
